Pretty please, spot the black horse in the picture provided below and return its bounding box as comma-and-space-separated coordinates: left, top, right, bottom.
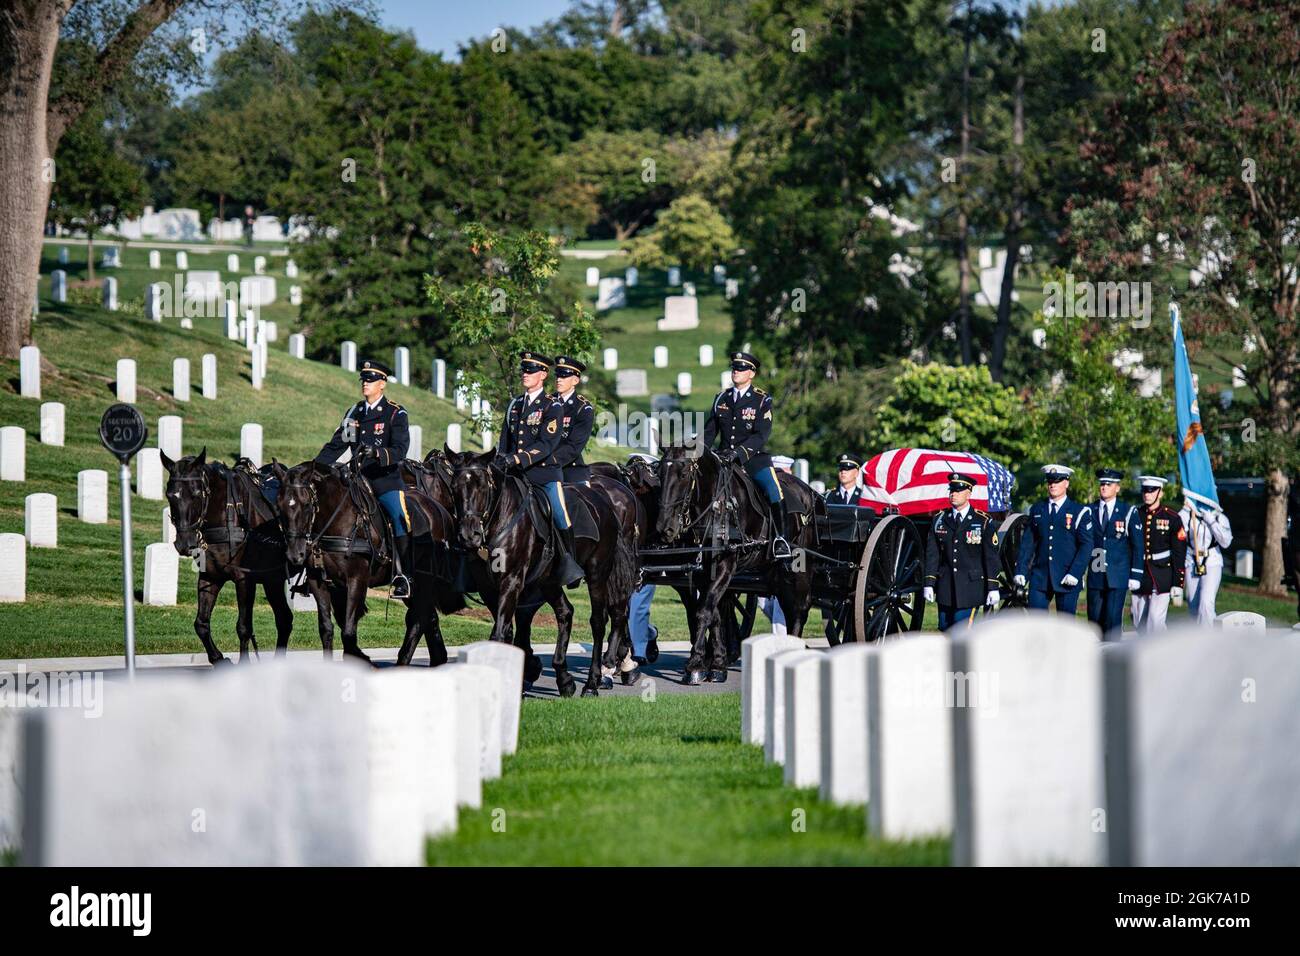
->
279, 460, 459, 666
655, 444, 817, 684
443, 448, 638, 696
161, 449, 294, 664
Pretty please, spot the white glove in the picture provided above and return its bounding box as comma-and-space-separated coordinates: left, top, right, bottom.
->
1061, 574, 1079, 588
1013, 575, 1026, 588
923, 586, 935, 603
1128, 578, 1141, 591
1171, 586, 1183, 599
985, 589, 1000, 606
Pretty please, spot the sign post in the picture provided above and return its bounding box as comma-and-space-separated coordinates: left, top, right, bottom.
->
99, 404, 148, 678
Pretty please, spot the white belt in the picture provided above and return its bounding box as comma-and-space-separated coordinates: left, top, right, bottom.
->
1149, 550, 1171, 560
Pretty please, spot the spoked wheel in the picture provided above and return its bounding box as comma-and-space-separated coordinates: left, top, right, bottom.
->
853, 515, 925, 642
996, 512, 1030, 612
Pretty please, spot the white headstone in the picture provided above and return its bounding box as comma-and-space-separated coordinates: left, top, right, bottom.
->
341, 341, 357, 372
603, 348, 618, 371
0, 693, 26, 846
254, 255, 266, 275
818, 643, 875, 805
0, 427, 25, 482
102, 276, 118, 311
239, 275, 277, 309
1218, 610, 1267, 634
19, 345, 39, 398
200, 353, 217, 400
51, 270, 66, 304
794, 459, 809, 483
144, 248, 159, 270
725, 278, 739, 300
667, 266, 681, 286
162, 506, 175, 545
683, 281, 696, 297
867, 634, 954, 839
1234, 549, 1254, 579
432, 359, 446, 398
597, 277, 626, 310
58, 246, 69, 265
142, 541, 178, 605
289, 334, 305, 359
653, 345, 669, 369
445, 663, 502, 782
470, 395, 482, 417
458, 641, 525, 755
676, 372, 692, 395
658, 296, 700, 331
0, 533, 25, 602
407, 425, 423, 461
440, 668, 483, 809
783, 651, 824, 787
766, 649, 819, 764
170, 357, 189, 403
240, 423, 263, 468
157, 415, 183, 461
183, 270, 222, 304
625, 266, 638, 287
615, 369, 648, 397
951, 614, 1105, 866
227, 253, 239, 273
713, 264, 726, 284
394, 347, 411, 386
699, 344, 714, 366
251, 347, 264, 390
77, 470, 108, 524
243, 310, 257, 350
741, 634, 808, 745
286, 259, 299, 279
289, 285, 302, 307
115, 358, 136, 403
182, 318, 196, 331
446, 423, 461, 453
39, 402, 64, 447
24, 493, 57, 548
811, 480, 825, 494
978, 246, 994, 270
482, 428, 493, 451
134, 447, 163, 500
1105, 630, 1300, 866
721, 370, 733, 390
585, 266, 599, 287
224, 300, 238, 339
145, 283, 163, 321
175, 250, 188, 270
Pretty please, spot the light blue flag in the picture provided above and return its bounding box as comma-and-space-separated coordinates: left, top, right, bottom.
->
1171, 303, 1220, 512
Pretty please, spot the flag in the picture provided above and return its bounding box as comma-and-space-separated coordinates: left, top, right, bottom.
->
1172, 302, 1220, 513
860, 448, 1017, 515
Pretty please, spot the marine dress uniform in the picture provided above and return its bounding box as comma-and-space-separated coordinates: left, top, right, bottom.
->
1131, 475, 1188, 633
315, 358, 413, 597
1014, 464, 1094, 614
551, 354, 595, 486
1085, 468, 1144, 641
923, 474, 1002, 630
700, 351, 791, 558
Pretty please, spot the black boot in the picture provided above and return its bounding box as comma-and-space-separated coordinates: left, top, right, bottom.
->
769, 500, 792, 560
391, 535, 412, 599
558, 526, 585, 588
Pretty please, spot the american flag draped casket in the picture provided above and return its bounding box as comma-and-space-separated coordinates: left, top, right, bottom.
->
858, 448, 1016, 516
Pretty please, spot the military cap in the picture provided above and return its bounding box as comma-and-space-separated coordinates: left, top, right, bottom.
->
730, 351, 760, 372
1042, 464, 1075, 482
358, 358, 393, 382
1096, 467, 1124, 483
553, 355, 587, 377
1138, 475, 1168, 490
947, 472, 977, 492
837, 454, 861, 471
519, 350, 551, 373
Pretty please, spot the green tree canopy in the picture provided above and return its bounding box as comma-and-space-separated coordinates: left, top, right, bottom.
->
627, 194, 736, 272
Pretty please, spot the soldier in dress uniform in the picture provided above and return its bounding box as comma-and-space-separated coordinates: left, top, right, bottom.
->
1131, 475, 1188, 633
1179, 495, 1233, 626
1085, 468, 1144, 641
700, 351, 791, 559
923, 473, 1001, 630
315, 358, 413, 598
551, 354, 594, 486
825, 454, 865, 505
1014, 464, 1094, 614
494, 351, 585, 587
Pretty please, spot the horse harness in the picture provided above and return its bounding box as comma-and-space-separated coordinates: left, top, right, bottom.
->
177, 461, 284, 574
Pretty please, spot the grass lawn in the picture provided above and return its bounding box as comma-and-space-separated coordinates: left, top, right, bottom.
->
428, 691, 948, 866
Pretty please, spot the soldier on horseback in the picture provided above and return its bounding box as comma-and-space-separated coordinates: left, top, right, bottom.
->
314, 358, 414, 599
552, 354, 594, 486
494, 350, 586, 588
700, 351, 792, 559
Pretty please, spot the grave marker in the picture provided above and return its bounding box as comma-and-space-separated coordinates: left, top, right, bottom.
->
162, 507, 175, 545
289, 285, 302, 306
597, 277, 626, 310
286, 260, 299, 279
77, 470, 108, 524
445, 663, 502, 782
102, 277, 117, 311
254, 255, 266, 275
19, 345, 39, 398
0, 534, 25, 602
458, 641, 525, 755
116, 358, 136, 403
24, 493, 57, 548
135, 447, 164, 500
615, 369, 648, 397
713, 264, 726, 284
227, 254, 239, 272
240, 424, 263, 468
51, 270, 66, 304
172, 358, 190, 402
658, 296, 699, 331
202, 354, 217, 399
625, 266, 638, 287
586, 266, 599, 287
157, 415, 183, 461
725, 278, 739, 300
39, 403, 64, 447
783, 651, 824, 787
446, 423, 461, 453
0, 427, 25, 482
224, 300, 238, 339
58, 246, 69, 265
603, 348, 618, 371
699, 344, 714, 366
766, 649, 820, 764
654, 345, 668, 368
432, 359, 446, 398
143, 541, 178, 605
819, 643, 875, 805
341, 341, 357, 372
145, 283, 163, 321
1218, 610, 1266, 634
407, 425, 423, 461
394, 347, 411, 386
676, 372, 692, 395
667, 266, 681, 285
741, 633, 809, 744
175, 250, 188, 270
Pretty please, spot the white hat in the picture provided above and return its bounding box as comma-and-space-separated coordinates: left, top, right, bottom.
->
1041, 464, 1074, 481
1138, 475, 1168, 488
772, 454, 795, 470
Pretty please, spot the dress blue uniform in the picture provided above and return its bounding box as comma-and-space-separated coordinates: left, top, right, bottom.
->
924, 474, 1001, 630
1015, 465, 1094, 614
1085, 469, 1144, 640
550, 355, 594, 485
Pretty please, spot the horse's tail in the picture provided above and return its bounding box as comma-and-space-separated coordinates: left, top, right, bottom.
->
610, 500, 640, 608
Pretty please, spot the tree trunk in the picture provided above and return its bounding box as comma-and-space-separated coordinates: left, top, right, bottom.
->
1259, 467, 1290, 597
218, 192, 225, 222
0, 4, 62, 357
86, 230, 95, 283
991, 65, 1025, 382
957, 0, 973, 366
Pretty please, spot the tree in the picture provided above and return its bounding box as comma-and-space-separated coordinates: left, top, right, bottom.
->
626, 194, 736, 272
561, 129, 680, 240
1068, 0, 1300, 596
0, 0, 306, 358
875, 360, 1035, 467
48, 108, 146, 282
427, 224, 600, 424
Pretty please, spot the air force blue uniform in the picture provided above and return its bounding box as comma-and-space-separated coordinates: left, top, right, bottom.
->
1016, 498, 1093, 613
1086, 499, 1143, 639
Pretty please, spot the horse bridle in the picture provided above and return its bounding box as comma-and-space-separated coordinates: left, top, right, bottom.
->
283, 468, 350, 555
660, 454, 710, 540
452, 463, 502, 553
169, 470, 213, 549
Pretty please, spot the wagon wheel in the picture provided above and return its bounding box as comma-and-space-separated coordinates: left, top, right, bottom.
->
996, 512, 1030, 612
853, 515, 925, 642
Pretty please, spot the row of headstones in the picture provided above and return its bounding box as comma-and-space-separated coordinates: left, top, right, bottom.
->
742, 612, 1299, 866
0, 643, 528, 864
47, 271, 299, 314
58, 244, 299, 279
602, 343, 720, 371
